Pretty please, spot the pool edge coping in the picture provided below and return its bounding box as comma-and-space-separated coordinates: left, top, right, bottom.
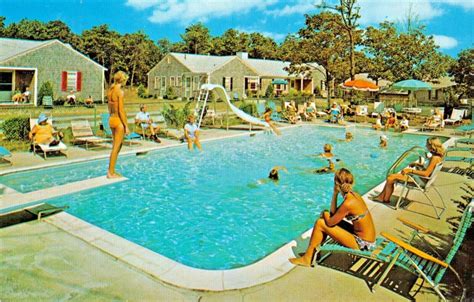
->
1, 125, 457, 292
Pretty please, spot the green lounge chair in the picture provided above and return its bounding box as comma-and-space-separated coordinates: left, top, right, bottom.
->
317, 201, 473, 301
268, 100, 286, 122
380, 201, 473, 301
256, 103, 266, 117
100, 113, 141, 145
0, 146, 12, 166
395, 162, 446, 219
42, 96, 53, 108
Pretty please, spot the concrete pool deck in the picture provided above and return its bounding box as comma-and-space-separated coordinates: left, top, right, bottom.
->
1, 122, 472, 301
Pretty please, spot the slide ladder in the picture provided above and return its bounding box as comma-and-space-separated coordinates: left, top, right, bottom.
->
195, 88, 210, 128
197, 84, 271, 130
386, 146, 426, 176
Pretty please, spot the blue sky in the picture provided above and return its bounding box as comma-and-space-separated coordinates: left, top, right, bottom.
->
0, 0, 472, 57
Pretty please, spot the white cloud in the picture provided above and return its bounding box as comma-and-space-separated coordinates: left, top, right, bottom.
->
267, 0, 317, 17
432, 34, 458, 49
434, 0, 474, 10
126, 0, 278, 24
357, 0, 443, 25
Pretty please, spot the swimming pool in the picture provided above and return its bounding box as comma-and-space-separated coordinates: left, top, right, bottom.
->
0, 126, 431, 269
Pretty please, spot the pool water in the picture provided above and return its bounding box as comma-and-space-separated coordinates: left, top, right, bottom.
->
0, 126, 430, 269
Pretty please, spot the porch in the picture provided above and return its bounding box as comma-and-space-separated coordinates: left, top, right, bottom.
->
0, 67, 37, 105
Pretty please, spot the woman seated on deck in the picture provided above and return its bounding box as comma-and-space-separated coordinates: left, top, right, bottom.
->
29, 113, 63, 146
372, 137, 444, 204
289, 168, 376, 267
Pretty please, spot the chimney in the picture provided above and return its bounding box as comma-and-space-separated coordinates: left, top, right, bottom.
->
236, 52, 248, 60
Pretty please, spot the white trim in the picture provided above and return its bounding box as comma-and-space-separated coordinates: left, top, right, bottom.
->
101, 70, 105, 103
34, 68, 38, 106
0, 66, 38, 105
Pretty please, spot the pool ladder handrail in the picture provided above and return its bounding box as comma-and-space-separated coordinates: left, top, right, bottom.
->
386, 146, 426, 177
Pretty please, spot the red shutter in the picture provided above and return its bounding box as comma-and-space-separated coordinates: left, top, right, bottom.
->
76, 71, 82, 91
61, 71, 67, 91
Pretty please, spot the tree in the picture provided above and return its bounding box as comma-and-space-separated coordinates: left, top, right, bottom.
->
211, 29, 249, 55
81, 25, 124, 84
364, 22, 451, 82
318, 0, 361, 80
180, 23, 211, 54
449, 48, 474, 99
157, 38, 173, 55
0, 16, 5, 36
288, 12, 352, 104
248, 32, 278, 59
122, 31, 159, 86
277, 34, 301, 61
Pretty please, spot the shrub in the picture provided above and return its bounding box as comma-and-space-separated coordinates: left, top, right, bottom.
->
162, 101, 192, 128
165, 86, 177, 100
137, 84, 152, 98
54, 96, 66, 106
239, 102, 257, 116
289, 88, 300, 97
38, 81, 54, 105
265, 84, 274, 98
1, 116, 30, 141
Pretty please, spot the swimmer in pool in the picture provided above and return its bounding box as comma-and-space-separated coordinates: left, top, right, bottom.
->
252, 166, 288, 186
379, 135, 388, 148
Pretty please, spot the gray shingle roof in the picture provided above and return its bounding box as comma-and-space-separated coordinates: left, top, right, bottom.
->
0, 38, 51, 62
243, 58, 290, 77
171, 53, 234, 73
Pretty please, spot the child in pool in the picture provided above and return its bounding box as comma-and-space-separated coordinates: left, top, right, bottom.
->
379, 135, 388, 148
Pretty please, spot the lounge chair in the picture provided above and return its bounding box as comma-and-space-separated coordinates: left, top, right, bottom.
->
0, 146, 12, 166
29, 118, 68, 159
394, 162, 446, 219
42, 96, 53, 108
380, 201, 473, 301
452, 118, 473, 136
316, 202, 473, 301
370, 101, 384, 117
268, 101, 286, 122
355, 105, 368, 122
455, 138, 474, 147
71, 120, 111, 150
444, 109, 465, 126
100, 113, 141, 146
256, 102, 266, 117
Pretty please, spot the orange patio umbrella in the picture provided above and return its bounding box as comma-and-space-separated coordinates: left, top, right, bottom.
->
341, 79, 379, 92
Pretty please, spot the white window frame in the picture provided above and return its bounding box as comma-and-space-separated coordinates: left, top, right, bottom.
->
223, 77, 232, 92
154, 76, 160, 89
66, 71, 78, 91
170, 76, 175, 87
161, 76, 166, 89
176, 76, 182, 87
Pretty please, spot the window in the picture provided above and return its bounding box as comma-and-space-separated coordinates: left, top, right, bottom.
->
176, 76, 182, 87
154, 76, 160, 89
170, 76, 175, 86
193, 76, 200, 91
161, 76, 166, 88
0, 72, 13, 92
223, 77, 233, 91
61, 71, 82, 91
248, 78, 258, 91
